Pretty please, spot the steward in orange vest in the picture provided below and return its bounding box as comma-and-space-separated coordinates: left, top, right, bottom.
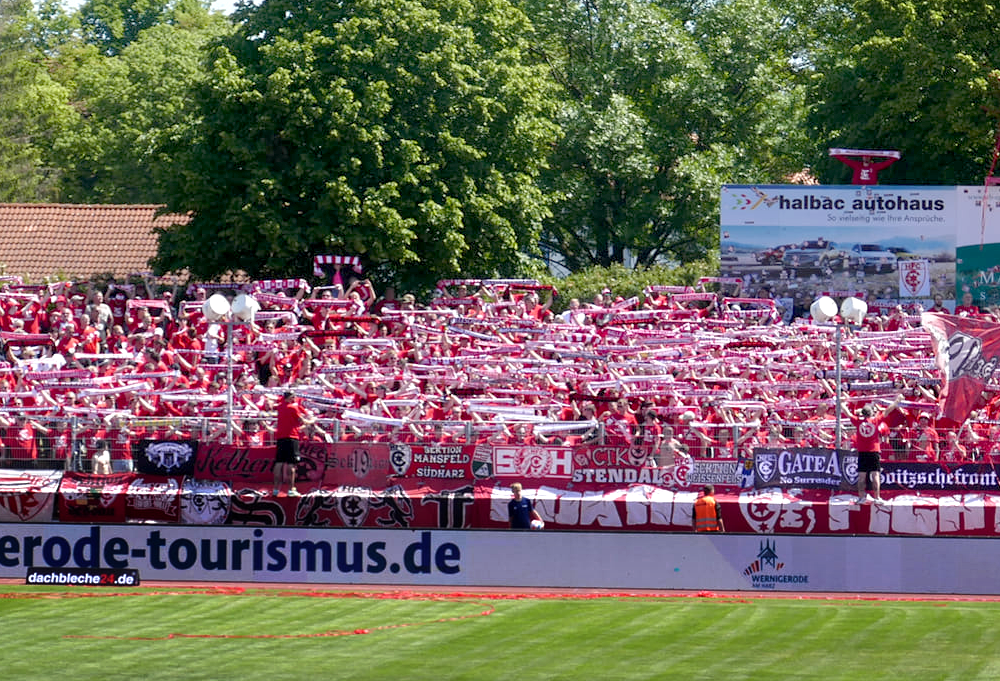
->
693, 484, 725, 532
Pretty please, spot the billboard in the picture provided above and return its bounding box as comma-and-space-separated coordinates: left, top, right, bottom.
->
720, 185, 959, 320
956, 186, 1000, 309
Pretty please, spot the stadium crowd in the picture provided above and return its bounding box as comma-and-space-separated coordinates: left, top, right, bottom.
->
0, 267, 998, 471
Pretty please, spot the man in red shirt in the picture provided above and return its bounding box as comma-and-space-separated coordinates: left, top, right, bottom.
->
954, 292, 981, 316
273, 390, 314, 496
602, 397, 637, 445
830, 149, 899, 185
107, 285, 130, 329
849, 395, 902, 504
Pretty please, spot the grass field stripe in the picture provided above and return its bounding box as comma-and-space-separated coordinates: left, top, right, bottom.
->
61, 596, 497, 641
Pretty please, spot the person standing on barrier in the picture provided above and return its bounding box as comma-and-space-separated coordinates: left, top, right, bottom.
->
273, 390, 313, 496
692, 484, 724, 532
849, 395, 902, 505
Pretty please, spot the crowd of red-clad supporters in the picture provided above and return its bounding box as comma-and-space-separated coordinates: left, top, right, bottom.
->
0, 271, 998, 471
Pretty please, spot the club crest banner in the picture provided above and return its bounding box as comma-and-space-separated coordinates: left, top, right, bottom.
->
899, 259, 931, 297
753, 447, 848, 489
58, 472, 135, 523
134, 439, 198, 476
0, 469, 61, 522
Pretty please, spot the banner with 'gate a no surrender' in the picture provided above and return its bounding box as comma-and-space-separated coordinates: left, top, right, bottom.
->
921, 312, 1000, 423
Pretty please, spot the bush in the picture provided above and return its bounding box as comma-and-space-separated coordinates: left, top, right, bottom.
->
541, 257, 719, 313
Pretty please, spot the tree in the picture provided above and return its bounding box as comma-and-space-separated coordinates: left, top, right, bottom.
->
153, 0, 560, 292
524, 0, 814, 271
0, 0, 76, 202
809, 0, 1000, 185
78, 0, 208, 56
52, 12, 229, 203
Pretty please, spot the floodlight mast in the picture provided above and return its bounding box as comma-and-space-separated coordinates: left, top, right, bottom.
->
202, 293, 260, 444
810, 296, 868, 450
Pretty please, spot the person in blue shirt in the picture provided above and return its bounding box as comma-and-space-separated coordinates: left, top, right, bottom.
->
508, 482, 542, 529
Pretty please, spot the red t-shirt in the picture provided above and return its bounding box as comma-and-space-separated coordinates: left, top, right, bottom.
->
275, 399, 305, 439
851, 414, 888, 453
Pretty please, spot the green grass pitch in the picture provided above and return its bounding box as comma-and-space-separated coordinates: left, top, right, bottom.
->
2, 585, 999, 681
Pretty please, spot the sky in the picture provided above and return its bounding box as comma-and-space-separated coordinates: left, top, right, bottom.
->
210, 0, 240, 14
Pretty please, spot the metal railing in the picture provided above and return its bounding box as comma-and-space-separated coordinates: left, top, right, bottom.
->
1, 414, 992, 472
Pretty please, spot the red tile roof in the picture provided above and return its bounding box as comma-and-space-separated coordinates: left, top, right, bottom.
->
0, 204, 189, 282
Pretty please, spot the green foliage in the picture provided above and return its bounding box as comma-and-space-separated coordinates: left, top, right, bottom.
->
53, 15, 229, 203
527, 0, 814, 272
25, 0, 80, 54
155, 0, 561, 290
545, 258, 718, 313
13, 0, 1000, 284
0, 0, 77, 202
809, 0, 1000, 184
78, 0, 209, 55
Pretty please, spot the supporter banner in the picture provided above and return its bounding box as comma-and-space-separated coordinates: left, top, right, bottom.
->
194, 444, 327, 486
58, 472, 134, 523
322, 442, 397, 487
0, 469, 60, 522
688, 459, 743, 488
179, 479, 231, 525
567, 444, 649, 469
921, 312, 1000, 423
126, 475, 183, 523
386, 443, 471, 480
750, 446, 1000, 492
482, 482, 1000, 536
217, 481, 475, 529
732, 487, 1000, 536
15, 464, 1000, 531
326, 442, 716, 489
753, 447, 848, 489
881, 462, 1000, 492
134, 439, 198, 476
483, 481, 697, 531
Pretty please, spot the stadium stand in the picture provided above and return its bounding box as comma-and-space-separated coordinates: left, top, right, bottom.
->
0, 273, 996, 471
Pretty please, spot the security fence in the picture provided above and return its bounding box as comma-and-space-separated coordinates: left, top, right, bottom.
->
1, 414, 992, 472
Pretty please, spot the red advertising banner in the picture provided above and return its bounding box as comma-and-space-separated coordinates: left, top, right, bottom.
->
921, 312, 1000, 422
58, 472, 134, 523
0, 469, 60, 522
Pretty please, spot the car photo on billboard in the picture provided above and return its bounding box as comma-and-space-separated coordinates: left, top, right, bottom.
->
848, 243, 898, 273
781, 239, 846, 271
